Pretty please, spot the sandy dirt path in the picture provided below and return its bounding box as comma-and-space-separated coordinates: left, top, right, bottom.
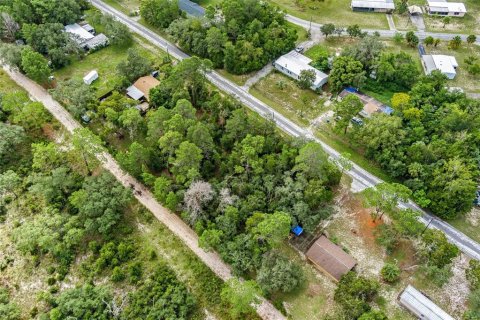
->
3, 66, 285, 320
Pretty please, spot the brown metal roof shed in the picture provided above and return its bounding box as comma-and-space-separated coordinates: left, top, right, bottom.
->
306, 235, 357, 282
133, 76, 160, 101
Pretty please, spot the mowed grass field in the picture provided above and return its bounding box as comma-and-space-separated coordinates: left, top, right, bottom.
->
54, 38, 166, 98
269, 0, 389, 29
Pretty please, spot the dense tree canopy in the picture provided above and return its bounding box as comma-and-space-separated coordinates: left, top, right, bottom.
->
334, 272, 380, 319
354, 72, 480, 218
48, 284, 112, 320
123, 265, 196, 319
69, 172, 131, 236
164, 0, 297, 73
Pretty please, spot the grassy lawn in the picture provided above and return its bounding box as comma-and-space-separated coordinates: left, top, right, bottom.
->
272, 244, 335, 319
449, 216, 480, 243
216, 69, 254, 86
269, 0, 389, 29
409, 0, 480, 34
0, 69, 23, 93
249, 71, 327, 126
305, 36, 360, 58
103, 0, 141, 14
54, 45, 132, 98
392, 13, 416, 31
54, 42, 164, 98
289, 21, 309, 44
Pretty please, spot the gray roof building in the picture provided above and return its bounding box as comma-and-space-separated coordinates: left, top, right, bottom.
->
421, 54, 458, 79
351, 0, 395, 12
399, 285, 454, 320
83, 33, 109, 51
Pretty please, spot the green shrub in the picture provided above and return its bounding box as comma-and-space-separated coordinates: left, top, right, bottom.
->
420, 264, 452, 287
127, 261, 143, 284
380, 263, 400, 283
467, 260, 480, 290
111, 266, 126, 282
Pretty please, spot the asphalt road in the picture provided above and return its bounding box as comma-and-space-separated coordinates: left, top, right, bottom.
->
91, 0, 480, 261
285, 14, 480, 44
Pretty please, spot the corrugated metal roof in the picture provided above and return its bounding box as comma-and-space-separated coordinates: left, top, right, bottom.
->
127, 85, 145, 100
351, 0, 395, 10
306, 235, 356, 281
274, 50, 328, 87
65, 23, 94, 41
399, 285, 454, 320
83, 33, 109, 50
427, 1, 466, 13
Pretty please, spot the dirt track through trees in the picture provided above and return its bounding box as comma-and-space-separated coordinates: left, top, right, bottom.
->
3, 66, 286, 320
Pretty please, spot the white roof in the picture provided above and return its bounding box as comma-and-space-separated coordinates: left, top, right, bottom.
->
126, 85, 145, 100
274, 50, 328, 87
83, 70, 98, 85
423, 54, 458, 74
65, 23, 94, 41
351, 0, 395, 10
427, 1, 466, 13
399, 285, 454, 320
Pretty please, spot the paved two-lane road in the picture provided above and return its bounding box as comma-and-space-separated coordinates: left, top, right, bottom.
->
91, 0, 480, 261
285, 14, 480, 44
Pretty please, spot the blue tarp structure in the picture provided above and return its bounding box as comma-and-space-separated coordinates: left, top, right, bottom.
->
418, 44, 426, 56
291, 225, 303, 236
380, 105, 394, 115
345, 86, 359, 93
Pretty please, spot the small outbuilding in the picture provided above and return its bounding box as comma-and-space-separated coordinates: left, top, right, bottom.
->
426, 0, 467, 17
306, 235, 357, 282
421, 54, 458, 79
83, 70, 98, 85
351, 0, 395, 13
399, 285, 454, 320
408, 5, 423, 15
273, 50, 329, 90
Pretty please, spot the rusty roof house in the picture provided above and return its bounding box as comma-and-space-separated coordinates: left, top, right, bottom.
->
306, 235, 357, 281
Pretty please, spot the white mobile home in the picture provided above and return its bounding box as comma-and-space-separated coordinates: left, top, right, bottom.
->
426, 0, 467, 16
351, 0, 395, 13
421, 54, 458, 79
399, 285, 454, 320
273, 50, 328, 90
64, 23, 108, 51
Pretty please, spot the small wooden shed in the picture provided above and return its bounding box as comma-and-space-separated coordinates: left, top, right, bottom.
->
306, 235, 357, 282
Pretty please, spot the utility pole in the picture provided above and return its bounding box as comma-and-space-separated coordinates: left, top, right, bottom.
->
308, 16, 312, 40
421, 217, 434, 235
